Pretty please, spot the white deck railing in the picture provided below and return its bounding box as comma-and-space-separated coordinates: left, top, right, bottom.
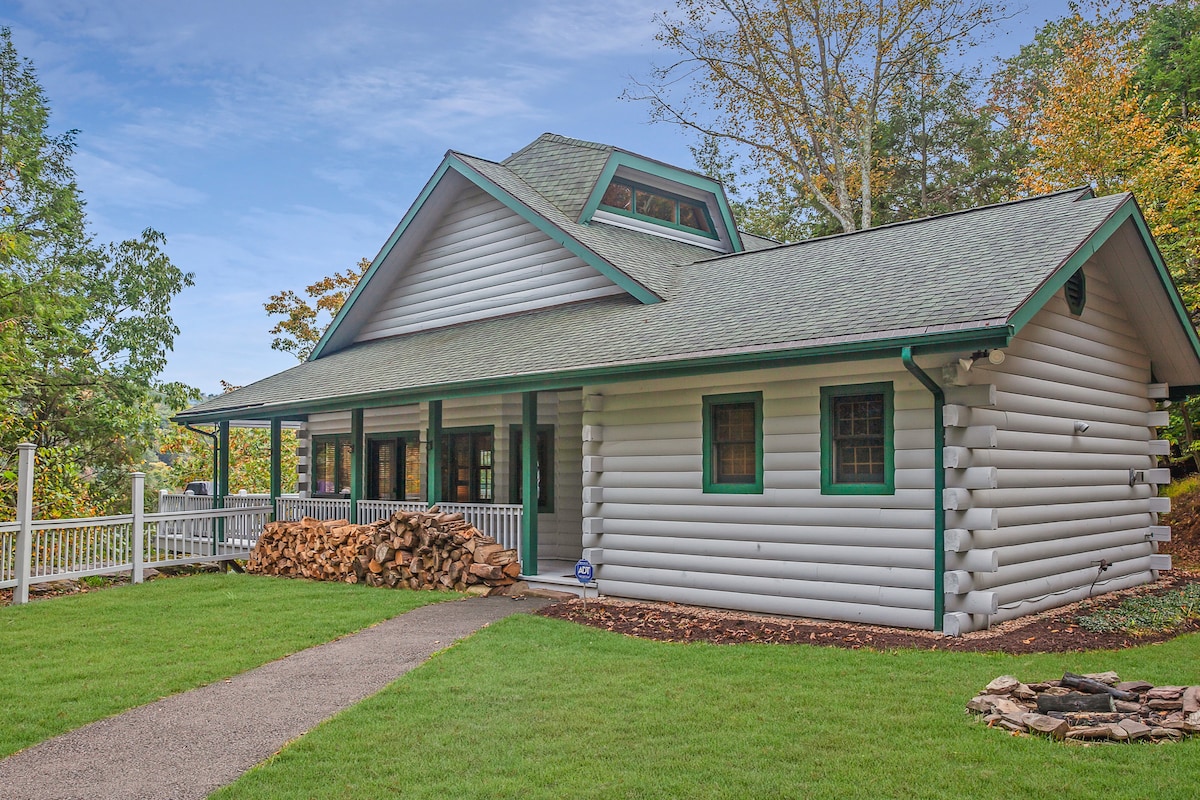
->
356, 500, 428, 523
157, 492, 299, 512
429, 503, 523, 551
275, 496, 352, 522
146, 505, 272, 567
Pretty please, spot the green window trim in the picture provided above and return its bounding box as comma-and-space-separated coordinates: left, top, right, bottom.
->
312, 433, 353, 498
365, 431, 421, 501
599, 177, 720, 240
439, 426, 495, 504
702, 391, 764, 494
509, 424, 555, 513
820, 382, 895, 495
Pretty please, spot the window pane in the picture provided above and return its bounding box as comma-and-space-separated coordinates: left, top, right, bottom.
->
338, 439, 352, 494
370, 440, 396, 500
404, 441, 421, 500
636, 190, 675, 223
601, 181, 632, 211
832, 394, 885, 484
710, 401, 757, 485
678, 201, 712, 233
314, 439, 336, 495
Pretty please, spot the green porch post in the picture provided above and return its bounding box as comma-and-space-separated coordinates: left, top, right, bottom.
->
269, 418, 282, 521
521, 391, 538, 576
350, 408, 363, 523
216, 420, 229, 550
427, 400, 443, 506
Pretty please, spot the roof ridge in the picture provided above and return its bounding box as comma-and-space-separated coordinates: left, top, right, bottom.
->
501, 132, 613, 164
693, 185, 1101, 264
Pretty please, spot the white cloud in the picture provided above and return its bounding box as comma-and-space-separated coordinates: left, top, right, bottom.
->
509, 0, 662, 60
73, 149, 208, 210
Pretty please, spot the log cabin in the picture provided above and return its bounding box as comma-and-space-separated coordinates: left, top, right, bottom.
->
174, 133, 1200, 634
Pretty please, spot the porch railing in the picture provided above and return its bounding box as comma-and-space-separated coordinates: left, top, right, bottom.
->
157, 492, 299, 512
274, 496, 352, 522
4, 446, 271, 602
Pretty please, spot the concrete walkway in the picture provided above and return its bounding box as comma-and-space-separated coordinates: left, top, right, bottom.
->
0, 596, 549, 800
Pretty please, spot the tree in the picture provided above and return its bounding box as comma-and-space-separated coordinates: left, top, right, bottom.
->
632, 0, 1011, 233
0, 28, 195, 519
264, 257, 370, 361
158, 423, 299, 495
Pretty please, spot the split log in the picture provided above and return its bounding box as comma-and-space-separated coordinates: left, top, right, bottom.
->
1061, 673, 1139, 702
246, 508, 520, 595
1036, 692, 1115, 714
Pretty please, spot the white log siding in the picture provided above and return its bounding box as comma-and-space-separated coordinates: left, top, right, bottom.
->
943, 259, 1163, 634
583, 360, 940, 629
306, 392, 584, 566
354, 185, 626, 342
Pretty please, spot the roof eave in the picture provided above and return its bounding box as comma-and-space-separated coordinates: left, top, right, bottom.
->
174, 323, 1012, 424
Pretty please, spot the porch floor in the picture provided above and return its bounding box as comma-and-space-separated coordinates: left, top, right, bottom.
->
521, 558, 596, 598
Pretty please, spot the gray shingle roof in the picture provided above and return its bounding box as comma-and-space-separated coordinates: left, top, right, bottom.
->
180, 185, 1130, 421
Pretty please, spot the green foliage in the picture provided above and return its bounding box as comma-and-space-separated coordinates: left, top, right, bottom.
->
1163, 473, 1200, 498
263, 257, 369, 361
0, 573, 454, 758
0, 28, 196, 519
1076, 583, 1200, 635
157, 421, 298, 493
214, 616, 1200, 800
1135, 1, 1200, 123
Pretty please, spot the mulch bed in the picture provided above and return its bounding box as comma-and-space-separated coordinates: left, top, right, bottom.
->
536, 571, 1200, 654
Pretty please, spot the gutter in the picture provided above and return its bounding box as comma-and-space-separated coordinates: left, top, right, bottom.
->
901, 347, 945, 632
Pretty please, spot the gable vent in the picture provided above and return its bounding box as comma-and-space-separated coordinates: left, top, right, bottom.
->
1064, 268, 1086, 316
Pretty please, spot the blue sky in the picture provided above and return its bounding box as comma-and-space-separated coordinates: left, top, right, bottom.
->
1, 0, 1072, 394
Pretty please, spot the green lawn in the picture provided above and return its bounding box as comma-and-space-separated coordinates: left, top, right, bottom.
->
213, 615, 1200, 800
0, 573, 456, 758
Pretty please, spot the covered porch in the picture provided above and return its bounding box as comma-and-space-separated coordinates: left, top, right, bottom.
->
190, 388, 589, 590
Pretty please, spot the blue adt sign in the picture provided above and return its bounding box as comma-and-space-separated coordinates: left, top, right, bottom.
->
574, 558, 594, 584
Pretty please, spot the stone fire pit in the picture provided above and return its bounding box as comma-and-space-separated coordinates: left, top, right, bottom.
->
968, 673, 1200, 742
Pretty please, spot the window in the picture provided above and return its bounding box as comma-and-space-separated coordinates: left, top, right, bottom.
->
440, 428, 494, 503
1065, 268, 1086, 316
599, 178, 717, 239
366, 433, 421, 501
312, 434, 353, 496
820, 383, 894, 495
510, 425, 554, 512
702, 392, 763, 494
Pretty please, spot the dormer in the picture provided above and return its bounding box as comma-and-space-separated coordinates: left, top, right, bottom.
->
578, 151, 743, 254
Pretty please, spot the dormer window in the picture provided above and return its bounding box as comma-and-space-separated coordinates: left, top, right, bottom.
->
599, 178, 718, 240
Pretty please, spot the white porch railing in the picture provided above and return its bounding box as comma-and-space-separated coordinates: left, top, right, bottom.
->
275, 496, 352, 522
157, 492, 299, 512
356, 500, 428, 522
430, 503, 523, 552
4, 446, 271, 602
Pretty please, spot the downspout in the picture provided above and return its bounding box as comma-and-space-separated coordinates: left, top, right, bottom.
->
901, 347, 945, 632
183, 423, 220, 501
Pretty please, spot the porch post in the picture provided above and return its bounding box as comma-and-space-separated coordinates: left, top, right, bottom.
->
350, 408, 363, 523
131, 472, 145, 584
427, 400, 443, 506
269, 418, 282, 521
216, 420, 229, 550
521, 391, 538, 576
14, 443, 34, 605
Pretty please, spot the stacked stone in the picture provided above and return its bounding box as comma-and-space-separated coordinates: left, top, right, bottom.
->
967, 673, 1200, 742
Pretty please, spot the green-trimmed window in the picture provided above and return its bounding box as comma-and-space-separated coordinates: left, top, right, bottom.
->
600, 178, 718, 239
312, 434, 352, 496
366, 432, 421, 501
510, 425, 554, 512
702, 392, 764, 494
820, 383, 895, 495
440, 428, 494, 504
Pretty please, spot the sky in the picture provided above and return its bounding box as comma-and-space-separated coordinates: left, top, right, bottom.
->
1, 0, 1074, 395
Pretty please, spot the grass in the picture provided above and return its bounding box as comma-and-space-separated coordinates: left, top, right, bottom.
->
213, 615, 1200, 800
0, 573, 457, 758
1163, 473, 1200, 498
1077, 582, 1200, 634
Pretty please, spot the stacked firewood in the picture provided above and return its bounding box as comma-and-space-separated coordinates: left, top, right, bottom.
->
246, 508, 521, 594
